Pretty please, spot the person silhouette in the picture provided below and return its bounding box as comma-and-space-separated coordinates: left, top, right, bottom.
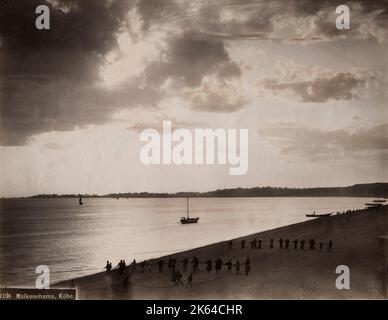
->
105, 260, 111, 275
225, 259, 232, 274
215, 258, 223, 274
192, 256, 200, 273
245, 257, 251, 276
158, 259, 164, 273
186, 273, 193, 288
309, 239, 315, 250
205, 259, 213, 274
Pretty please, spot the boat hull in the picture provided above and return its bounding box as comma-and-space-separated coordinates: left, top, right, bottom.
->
306, 213, 332, 218
180, 217, 199, 224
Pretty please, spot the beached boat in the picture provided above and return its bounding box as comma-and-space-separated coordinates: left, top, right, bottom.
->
180, 197, 199, 224
306, 212, 333, 218
365, 203, 382, 207
372, 199, 386, 203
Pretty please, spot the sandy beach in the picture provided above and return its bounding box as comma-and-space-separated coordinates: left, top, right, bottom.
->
55, 205, 388, 299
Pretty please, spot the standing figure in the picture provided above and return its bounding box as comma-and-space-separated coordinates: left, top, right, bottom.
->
245, 257, 251, 276
205, 259, 213, 274
225, 259, 232, 274
158, 259, 164, 273
328, 240, 333, 252
192, 256, 200, 273
241, 240, 246, 249
105, 260, 112, 275
258, 239, 263, 249
309, 239, 315, 250
130, 259, 136, 272
269, 238, 274, 249
300, 239, 306, 250
215, 258, 223, 274
186, 273, 193, 288
292, 239, 298, 250
285, 239, 290, 249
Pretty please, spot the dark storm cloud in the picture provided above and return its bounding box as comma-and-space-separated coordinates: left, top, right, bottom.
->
258, 123, 388, 161
260, 71, 375, 103
0, 0, 133, 79
0, 75, 162, 145
144, 33, 241, 88
0, 0, 136, 145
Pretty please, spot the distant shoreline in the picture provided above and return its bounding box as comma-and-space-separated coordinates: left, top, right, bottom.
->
2, 182, 388, 200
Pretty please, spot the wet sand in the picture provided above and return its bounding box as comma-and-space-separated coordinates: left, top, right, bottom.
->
55, 206, 388, 299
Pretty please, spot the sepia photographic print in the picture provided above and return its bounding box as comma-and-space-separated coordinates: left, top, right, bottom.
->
1, 0, 388, 306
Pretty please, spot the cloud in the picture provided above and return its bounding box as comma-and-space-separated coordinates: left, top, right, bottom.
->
257, 63, 378, 103
0, 75, 162, 145
0, 0, 133, 80
133, 0, 388, 43
258, 122, 388, 161
1, 0, 387, 145
182, 75, 247, 113
144, 32, 241, 88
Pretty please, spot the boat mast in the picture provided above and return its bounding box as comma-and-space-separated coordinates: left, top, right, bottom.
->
186, 196, 189, 219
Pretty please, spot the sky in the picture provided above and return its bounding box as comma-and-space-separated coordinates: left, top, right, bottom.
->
0, 0, 388, 197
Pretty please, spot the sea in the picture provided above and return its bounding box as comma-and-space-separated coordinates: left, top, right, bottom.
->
0, 197, 373, 287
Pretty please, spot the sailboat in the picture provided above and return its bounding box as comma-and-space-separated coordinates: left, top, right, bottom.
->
79, 195, 83, 205
180, 196, 199, 224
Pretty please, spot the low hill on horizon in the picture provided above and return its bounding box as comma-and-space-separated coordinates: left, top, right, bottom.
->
26, 182, 388, 199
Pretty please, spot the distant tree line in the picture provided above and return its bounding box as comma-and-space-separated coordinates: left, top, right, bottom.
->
25, 183, 388, 199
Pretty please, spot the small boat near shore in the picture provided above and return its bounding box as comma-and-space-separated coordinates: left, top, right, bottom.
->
180, 197, 199, 224
365, 203, 383, 207
306, 212, 333, 218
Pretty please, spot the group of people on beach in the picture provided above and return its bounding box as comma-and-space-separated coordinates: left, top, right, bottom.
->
103, 235, 333, 290
105, 258, 138, 275
228, 237, 333, 252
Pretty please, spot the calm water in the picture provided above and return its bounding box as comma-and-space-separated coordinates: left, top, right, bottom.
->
0, 197, 373, 287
